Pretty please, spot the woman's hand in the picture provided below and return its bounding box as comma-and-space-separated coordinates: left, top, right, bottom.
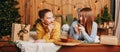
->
34, 39, 46, 43
74, 24, 85, 34
78, 24, 86, 35
78, 25, 85, 32
48, 23, 54, 33
41, 22, 54, 33
74, 24, 80, 34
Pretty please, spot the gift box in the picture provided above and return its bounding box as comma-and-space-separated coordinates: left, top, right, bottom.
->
11, 23, 30, 42
100, 35, 118, 45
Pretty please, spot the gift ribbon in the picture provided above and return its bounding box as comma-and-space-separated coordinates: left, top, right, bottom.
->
18, 24, 29, 40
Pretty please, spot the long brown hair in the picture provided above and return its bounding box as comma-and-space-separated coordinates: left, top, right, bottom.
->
80, 7, 94, 35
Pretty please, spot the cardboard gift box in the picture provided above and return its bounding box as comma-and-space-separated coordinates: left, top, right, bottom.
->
11, 23, 30, 42
100, 35, 118, 45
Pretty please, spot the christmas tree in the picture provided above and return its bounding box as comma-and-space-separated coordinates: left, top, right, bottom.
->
95, 5, 113, 24
101, 5, 113, 22
0, 0, 21, 37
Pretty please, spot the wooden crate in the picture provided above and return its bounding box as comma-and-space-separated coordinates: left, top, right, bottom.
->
100, 35, 118, 45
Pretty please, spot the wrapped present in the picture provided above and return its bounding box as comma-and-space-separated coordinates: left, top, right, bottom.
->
100, 35, 118, 45
11, 23, 30, 42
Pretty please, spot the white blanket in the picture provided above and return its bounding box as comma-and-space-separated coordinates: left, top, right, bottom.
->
16, 41, 61, 52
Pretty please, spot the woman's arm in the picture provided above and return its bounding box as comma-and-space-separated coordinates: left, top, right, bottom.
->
36, 23, 44, 39
69, 21, 80, 40
46, 22, 61, 42
35, 22, 61, 43
35, 23, 46, 43
82, 22, 97, 43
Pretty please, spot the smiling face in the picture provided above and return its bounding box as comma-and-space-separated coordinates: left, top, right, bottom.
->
41, 12, 55, 25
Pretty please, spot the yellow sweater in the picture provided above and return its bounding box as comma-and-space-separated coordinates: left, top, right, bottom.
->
36, 21, 61, 42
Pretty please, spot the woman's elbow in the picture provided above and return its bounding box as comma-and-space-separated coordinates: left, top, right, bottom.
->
87, 39, 95, 43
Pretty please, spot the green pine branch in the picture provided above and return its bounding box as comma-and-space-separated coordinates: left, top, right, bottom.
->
0, 0, 21, 36
95, 5, 113, 24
